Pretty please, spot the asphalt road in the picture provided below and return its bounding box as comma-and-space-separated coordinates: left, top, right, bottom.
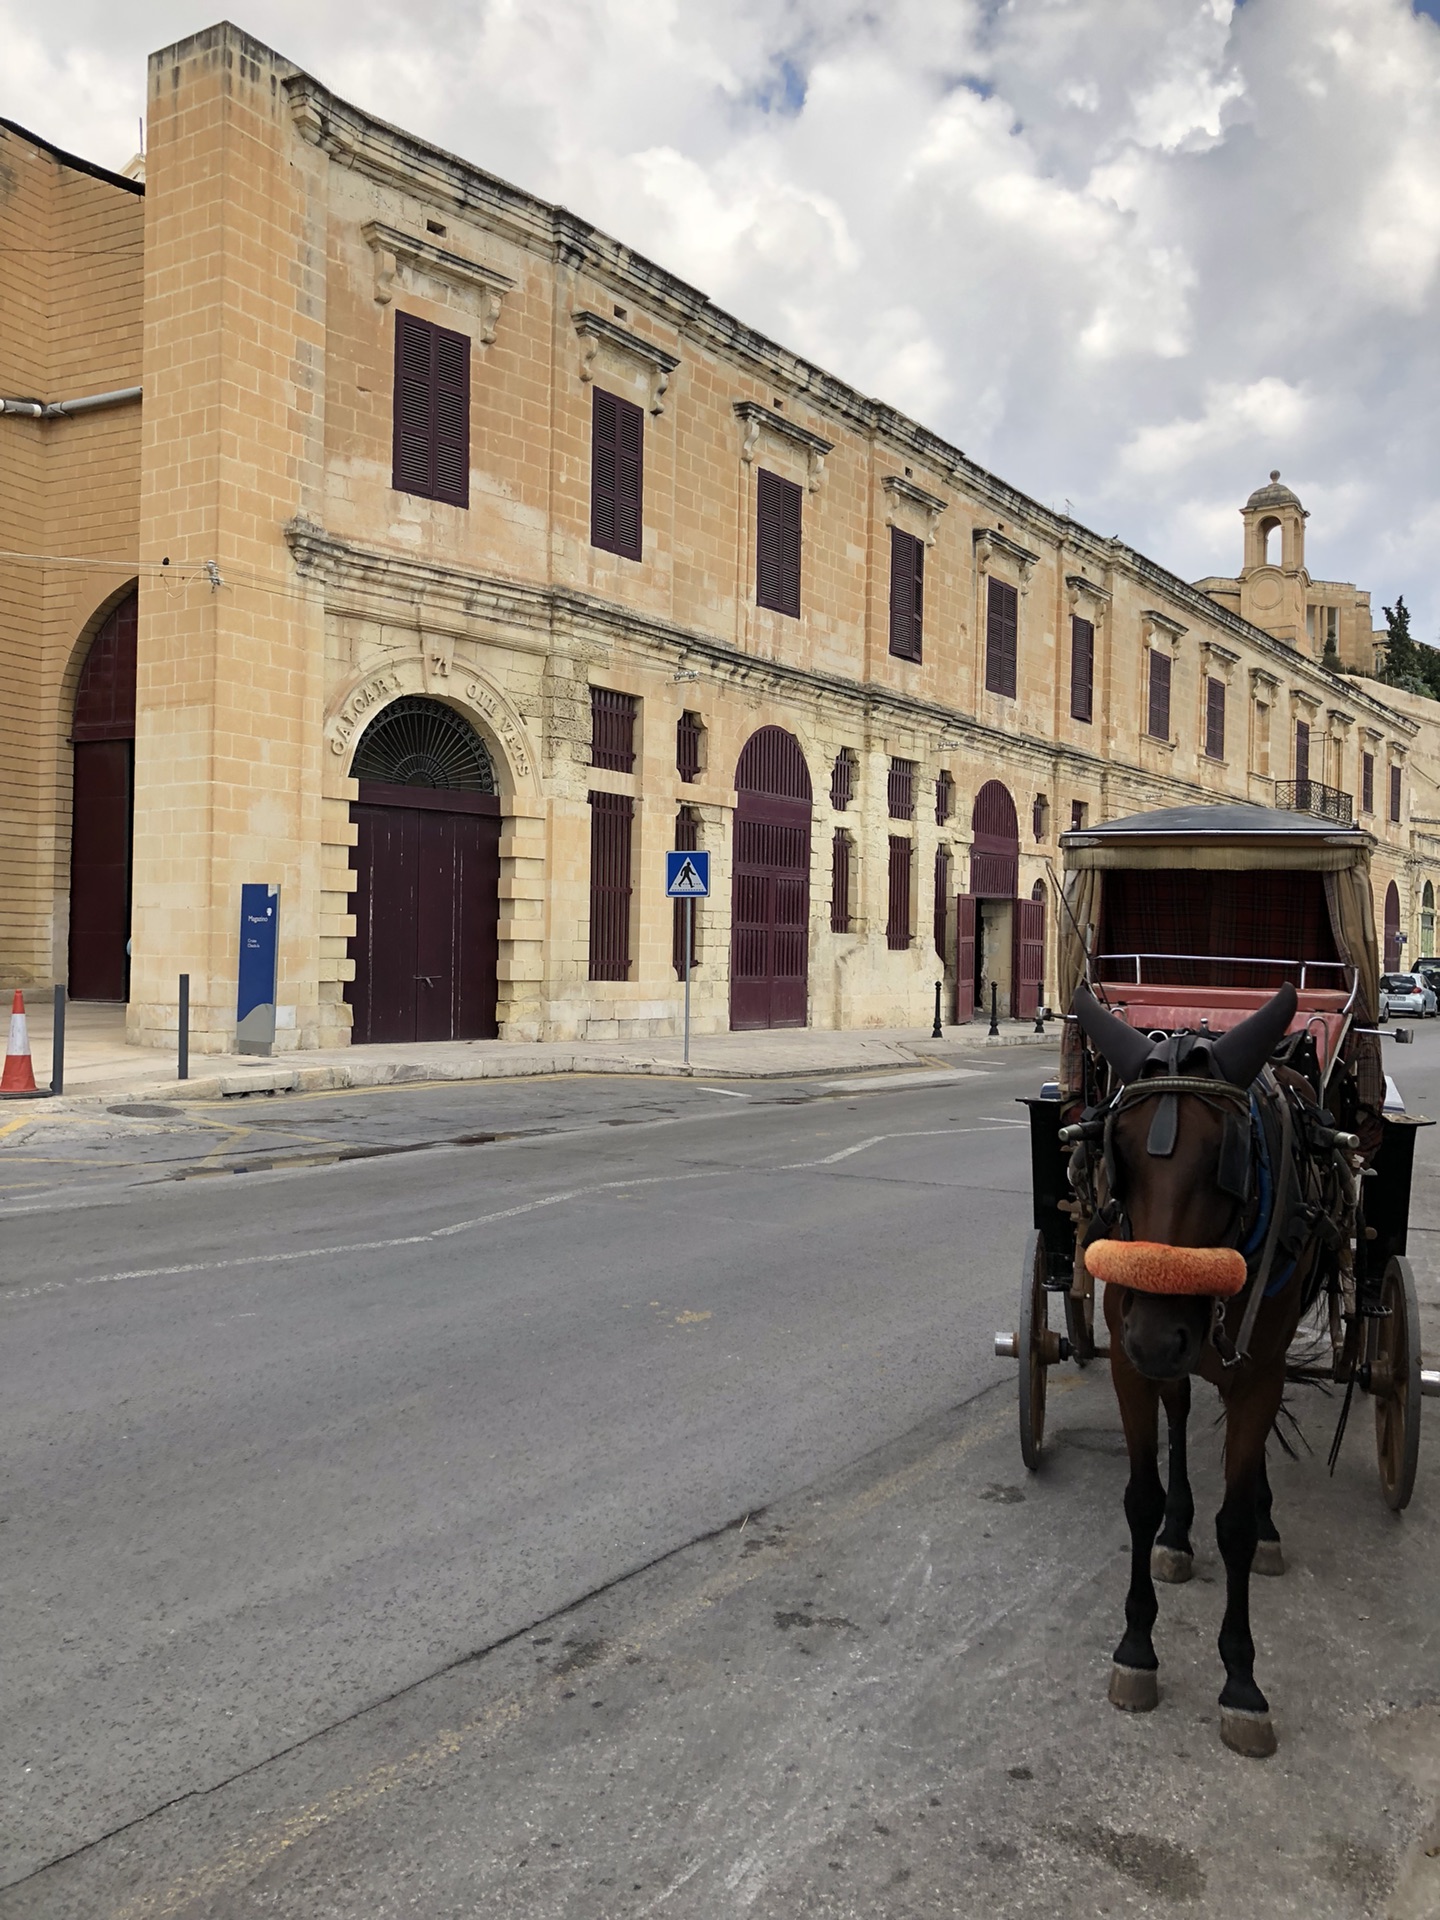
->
3, 1038, 1439, 1917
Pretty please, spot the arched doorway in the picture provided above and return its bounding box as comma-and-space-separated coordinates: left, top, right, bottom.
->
1383, 880, 1402, 974
69, 589, 137, 1000
346, 696, 502, 1043
1422, 881, 1434, 959
730, 726, 812, 1029
957, 780, 1021, 1019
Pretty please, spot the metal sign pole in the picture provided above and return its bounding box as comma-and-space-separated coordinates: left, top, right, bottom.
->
684, 896, 693, 1068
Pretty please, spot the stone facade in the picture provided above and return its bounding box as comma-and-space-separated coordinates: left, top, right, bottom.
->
1, 24, 1434, 1048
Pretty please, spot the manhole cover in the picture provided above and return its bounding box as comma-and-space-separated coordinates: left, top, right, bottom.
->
107, 1103, 183, 1119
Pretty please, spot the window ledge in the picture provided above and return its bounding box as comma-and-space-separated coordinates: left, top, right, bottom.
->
573, 310, 679, 415
363, 221, 513, 340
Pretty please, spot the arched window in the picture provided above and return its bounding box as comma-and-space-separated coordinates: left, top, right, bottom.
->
1383, 880, 1402, 973
352, 696, 497, 791
1422, 880, 1435, 959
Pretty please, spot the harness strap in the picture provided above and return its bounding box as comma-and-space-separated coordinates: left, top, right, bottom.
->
1227, 1068, 1294, 1366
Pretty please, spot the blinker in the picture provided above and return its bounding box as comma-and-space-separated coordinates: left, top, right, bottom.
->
1146, 1094, 1178, 1157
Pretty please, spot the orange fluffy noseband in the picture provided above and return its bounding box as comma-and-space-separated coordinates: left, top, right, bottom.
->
1084, 1239, 1247, 1298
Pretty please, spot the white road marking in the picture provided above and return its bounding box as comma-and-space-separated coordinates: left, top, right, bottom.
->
781, 1122, 1019, 1169
823, 1067, 988, 1093
694, 1086, 751, 1098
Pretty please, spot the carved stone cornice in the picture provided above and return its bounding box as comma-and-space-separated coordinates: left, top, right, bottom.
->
572, 310, 680, 415
733, 400, 833, 491
882, 474, 946, 547
974, 526, 1039, 595
362, 223, 514, 340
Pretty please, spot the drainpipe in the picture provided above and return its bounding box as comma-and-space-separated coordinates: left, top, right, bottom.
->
0, 387, 142, 418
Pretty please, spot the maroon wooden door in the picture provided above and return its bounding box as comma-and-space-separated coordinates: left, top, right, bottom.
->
69, 590, 138, 1000
1013, 894, 1045, 1017
70, 741, 133, 1000
954, 895, 977, 1023
349, 786, 500, 1043
730, 727, 812, 1030
1384, 881, 1402, 973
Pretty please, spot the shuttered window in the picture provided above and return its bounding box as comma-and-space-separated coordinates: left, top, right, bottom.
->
591, 687, 638, 772
830, 749, 855, 811
1070, 616, 1094, 722
886, 837, 912, 950
1295, 719, 1310, 784
1147, 649, 1171, 741
1391, 763, 1403, 823
1204, 677, 1226, 760
676, 711, 703, 782
934, 844, 951, 958
756, 469, 802, 617
887, 758, 915, 821
831, 830, 853, 933
1071, 799, 1087, 831
591, 388, 644, 560
1362, 752, 1375, 813
985, 578, 1018, 697
672, 805, 701, 976
888, 527, 924, 661
935, 769, 953, 824
392, 311, 470, 507
589, 791, 634, 981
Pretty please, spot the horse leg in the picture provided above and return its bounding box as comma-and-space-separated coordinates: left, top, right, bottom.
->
1215, 1373, 1285, 1758
1252, 1446, 1284, 1577
1109, 1357, 1166, 1712
1151, 1376, 1195, 1584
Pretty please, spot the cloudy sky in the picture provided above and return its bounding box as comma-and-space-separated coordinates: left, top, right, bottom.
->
5, 0, 1439, 636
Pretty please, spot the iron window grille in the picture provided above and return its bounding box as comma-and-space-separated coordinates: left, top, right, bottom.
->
831, 829, 853, 933
672, 805, 702, 976
588, 791, 634, 981
591, 687, 638, 772
676, 711, 703, 782
886, 837, 912, 950
935, 769, 954, 825
830, 749, 855, 811
352, 696, 497, 791
934, 844, 951, 959
887, 758, 916, 821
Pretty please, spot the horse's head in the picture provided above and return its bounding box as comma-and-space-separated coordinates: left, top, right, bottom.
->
1074, 982, 1297, 1380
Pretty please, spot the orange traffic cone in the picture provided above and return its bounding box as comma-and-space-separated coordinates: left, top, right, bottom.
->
1, 990, 37, 1094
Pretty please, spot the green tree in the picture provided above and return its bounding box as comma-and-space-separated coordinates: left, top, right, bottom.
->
1378, 597, 1440, 699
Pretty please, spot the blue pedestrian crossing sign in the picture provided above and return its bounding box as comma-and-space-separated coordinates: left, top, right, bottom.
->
665, 849, 711, 897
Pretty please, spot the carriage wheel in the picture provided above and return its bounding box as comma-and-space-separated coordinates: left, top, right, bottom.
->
1369, 1255, 1422, 1513
1019, 1229, 1050, 1471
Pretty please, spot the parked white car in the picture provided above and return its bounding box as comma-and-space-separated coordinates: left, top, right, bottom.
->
1379, 972, 1438, 1020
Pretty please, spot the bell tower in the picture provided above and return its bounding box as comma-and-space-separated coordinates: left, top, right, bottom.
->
1238, 471, 1310, 651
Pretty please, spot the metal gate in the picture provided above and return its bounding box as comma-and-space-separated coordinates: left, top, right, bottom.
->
730, 727, 812, 1029
69, 590, 137, 1001
346, 698, 502, 1044
1384, 880, 1402, 974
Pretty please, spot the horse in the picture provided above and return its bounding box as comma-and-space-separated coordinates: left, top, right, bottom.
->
1068, 979, 1341, 1759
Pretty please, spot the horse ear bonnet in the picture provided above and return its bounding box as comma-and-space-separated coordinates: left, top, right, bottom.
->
1072, 985, 1152, 1083
1211, 983, 1298, 1089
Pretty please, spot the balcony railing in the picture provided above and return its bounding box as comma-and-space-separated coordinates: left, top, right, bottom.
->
1275, 779, 1353, 823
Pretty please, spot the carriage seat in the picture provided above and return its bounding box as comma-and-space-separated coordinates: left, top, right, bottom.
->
1094, 984, 1351, 1071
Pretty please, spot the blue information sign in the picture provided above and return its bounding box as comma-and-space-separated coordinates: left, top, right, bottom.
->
236, 883, 280, 1056
665, 849, 710, 898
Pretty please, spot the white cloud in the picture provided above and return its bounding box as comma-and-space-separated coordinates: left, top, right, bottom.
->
3, 0, 1440, 632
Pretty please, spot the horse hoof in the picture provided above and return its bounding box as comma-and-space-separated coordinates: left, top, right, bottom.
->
1220, 1707, 1277, 1758
1253, 1540, 1285, 1577
1150, 1544, 1194, 1584
1109, 1664, 1159, 1712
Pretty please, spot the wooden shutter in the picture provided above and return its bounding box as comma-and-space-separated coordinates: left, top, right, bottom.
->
1205, 677, 1226, 760
830, 829, 852, 933
1295, 719, 1310, 784
591, 388, 643, 560
588, 791, 634, 981
1148, 649, 1171, 740
954, 895, 976, 1022
888, 527, 923, 661
933, 845, 951, 958
985, 579, 1018, 697
392, 311, 470, 506
1013, 895, 1045, 1018
672, 805, 700, 976
935, 769, 953, 824
757, 469, 802, 617
590, 687, 638, 771
1070, 616, 1094, 722
1391, 763, 1402, 822
1362, 752, 1374, 813
886, 837, 911, 950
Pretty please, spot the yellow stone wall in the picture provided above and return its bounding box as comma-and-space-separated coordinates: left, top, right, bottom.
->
3, 24, 1431, 1043
0, 122, 143, 989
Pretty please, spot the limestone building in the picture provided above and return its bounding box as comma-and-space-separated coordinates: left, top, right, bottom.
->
1, 24, 1433, 1053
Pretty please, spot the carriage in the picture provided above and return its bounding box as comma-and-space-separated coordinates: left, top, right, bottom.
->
996, 800, 1440, 1507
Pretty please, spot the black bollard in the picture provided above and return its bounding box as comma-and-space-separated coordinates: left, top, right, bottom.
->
50, 983, 66, 1096
178, 973, 190, 1081
1034, 979, 1046, 1035
989, 981, 999, 1037
932, 980, 943, 1040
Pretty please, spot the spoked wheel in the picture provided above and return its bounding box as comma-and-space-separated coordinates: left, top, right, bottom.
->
1019, 1228, 1051, 1472
1369, 1254, 1422, 1512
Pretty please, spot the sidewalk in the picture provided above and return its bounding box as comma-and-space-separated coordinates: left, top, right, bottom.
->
8, 998, 1057, 1112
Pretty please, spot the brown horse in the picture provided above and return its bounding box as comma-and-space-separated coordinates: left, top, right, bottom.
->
1071, 980, 1331, 1759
